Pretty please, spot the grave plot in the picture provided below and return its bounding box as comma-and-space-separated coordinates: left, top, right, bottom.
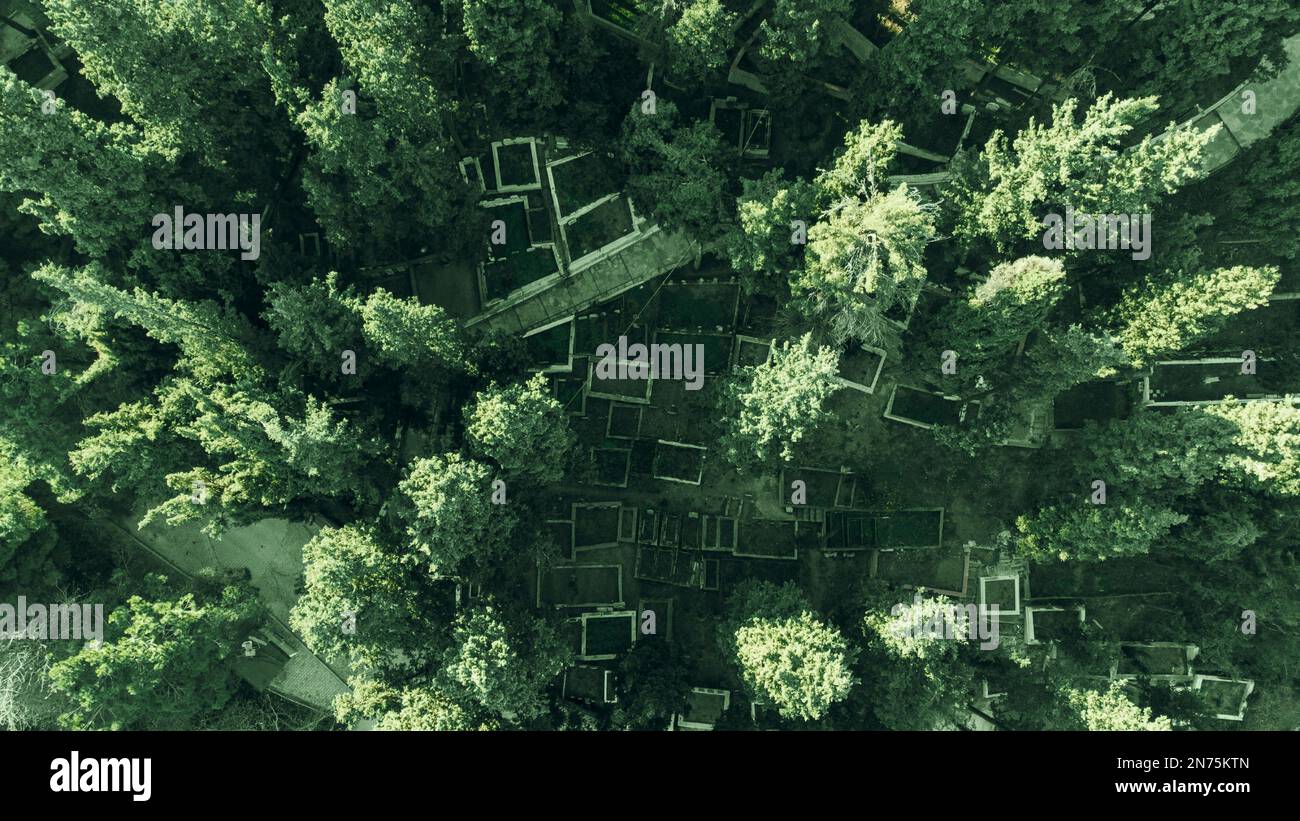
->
733, 335, 774, 369
479, 196, 562, 302
659, 512, 682, 547
605, 402, 642, 440
1114, 642, 1199, 680
733, 518, 801, 560
637, 380, 712, 445
618, 506, 637, 541
825, 511, 875, 550
651, 329, 733, 376
587, 359, 654, 403
562, 666, 618, 705
587, 0, 649, 39
634, 546, 705, 589
680, 512, 703, 550
536, 564, 624, 609
572, 502, 623, 551
547, 519, 575, 561
979, 575, 1021, 618
700, 514, 738, 551
1191, 676, 1254, 721
884, 385, 978, 429
1144, 358, 1300, 406
1082, 595, 1183, 641
676, 687, 731, 731
1052, 380, 1135, 430
653, 440, 707, 485
459, 157, 486, 193
591, 446, 631, 487
523, 316, 575, 373
782, 467, 847, 509
1024, 605, 1085, 645
653, 280, 741, 333
551, 368, 588, 417
637, 507, 659, 544
832, 342, 887, 394
491, 138, 541, 191
741, 109, 773, 159
872, 547, 969, 596
702, 558, 720, 591
874, 509, 944, 548
546, 150, 623, 220
577, 611, 637, 660
562, 195, 638, 264
637, 598, 673, 640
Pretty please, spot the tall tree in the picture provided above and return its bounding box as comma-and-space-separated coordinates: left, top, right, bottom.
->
397, 453, 516, 577
719, 333, 839, 468
464, 374, 575, 485
48, 580, 260, 730
1110, 265, 1279, 365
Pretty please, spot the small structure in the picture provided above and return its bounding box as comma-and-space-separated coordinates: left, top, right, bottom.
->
523, 315, 576, 374
652, 440, 707, 485
832, 342, 887, 394
884, 384, 981, 429
675, 687, 731, 731
575, 611, 638, 661
979, 575, 1022, 619
1113, 642, 1199, 681
1192, 675, 1255, 721
1024, 605, 1085, 646
1143, 357, 1300, 406
536, 564, 624, 610
563, 665, 618, 705
571, 501, 625, 551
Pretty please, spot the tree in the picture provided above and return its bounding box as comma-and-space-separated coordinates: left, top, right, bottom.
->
464, 373, 575, 485
437, 605, 569, 724
719, 333, 839, 467
1214, 118, 1300, 259
48, 580, 260, 730
264, 273, 363, 369
947, 95, 1218, 253
0, 69, 165, 257
461, 0, 563, 115
334, 678, 494, 731
44, 0, 282, 171
815, 119, 903, 203
291, 525, 436, 673
1111, 265, 1279, 365
1016, 500, 1189, 562
733, 611, 856, 721
298, 1, 470, 254
33, 263, 264, 381
615, 639, 691, 730
0, 635, 69, 730
619, 100, 731, 243
757, 0, 850, 65
397, 453, 516, 577
360, 289, 472, 375
661, 0, 736, 80
726, 170, 816, 290
931, 256, 1067, 387
1065, 682, 1173, 731
719, 581, 855, 721
860, 589, 977, 729
1203, 401, 1300, 498
798, 185, 934, 347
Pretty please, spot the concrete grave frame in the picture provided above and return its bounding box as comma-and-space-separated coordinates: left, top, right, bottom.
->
575, 611, 638, 661
491, 137, 542, 192
522, 315, 576, 374
1024, 604, 1085, 645
979, 574, 1022, 618
1191, 675, 1255, 721
536, 564, 625, 610
1143, 357, 1300, 407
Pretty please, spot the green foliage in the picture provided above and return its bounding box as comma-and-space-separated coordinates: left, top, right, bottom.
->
726, 170, 816, 288
360, 289, 472, 375
1016, 500, 1188, 562
291, 525, 433, 673
0, 69, 164, 257
397, 453, 516, 577
1111, 265, 1279, 365
798, 185, 934, 347
661, 0, 736, 80
720, 333, 839, 467
815, 119, 903, 203
1065, 682, 1173, 731
462, 0, 563, 115
464, 373, 574, 485
264, 273, 363, 367
948, 95, 1217, 253
733, 612, 856, 721
619, 99, 731, 243
757, 0, 850, 64
615, 639, 691, 730
334, 678, 494, 731
933, 256, 1067, 386
48, 580, 260, 730
437, 605, 570, 724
